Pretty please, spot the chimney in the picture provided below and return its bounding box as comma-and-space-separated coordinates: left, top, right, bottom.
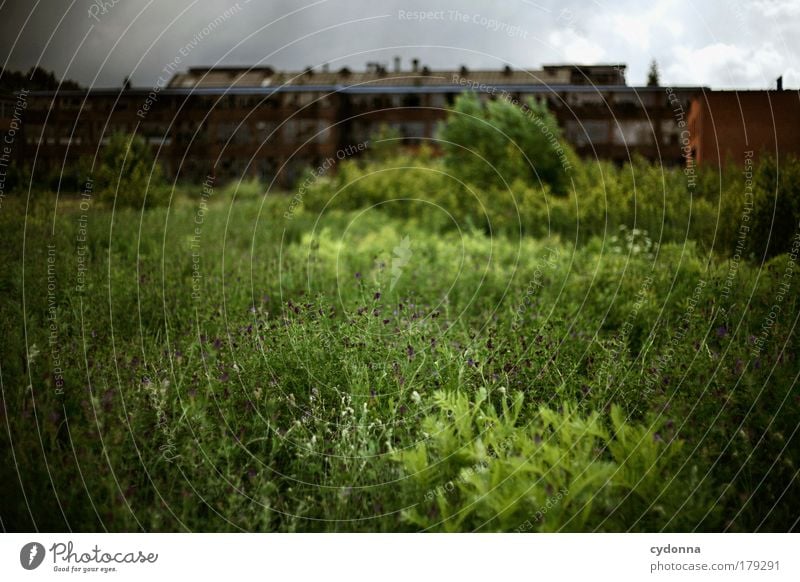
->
412, 58, 419, 73
322, 63, 329, 73
394, 56, 401, 73
777, 75, 783, 91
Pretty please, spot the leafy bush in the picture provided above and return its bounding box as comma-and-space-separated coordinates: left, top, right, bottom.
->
438, 92, 576, 194
95, 132, 169, 208
748, 154, 800, 259
397, 389, 712, 532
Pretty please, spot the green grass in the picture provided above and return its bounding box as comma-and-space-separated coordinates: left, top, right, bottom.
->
1, 187, 798, 532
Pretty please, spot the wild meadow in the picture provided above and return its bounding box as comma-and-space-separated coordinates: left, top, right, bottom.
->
2, 97, 799, 532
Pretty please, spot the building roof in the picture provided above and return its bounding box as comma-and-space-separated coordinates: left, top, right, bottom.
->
166, 64, 626, 89
22, 64, 706, 97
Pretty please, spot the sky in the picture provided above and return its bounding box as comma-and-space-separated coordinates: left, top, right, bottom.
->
1, 0, 798, 90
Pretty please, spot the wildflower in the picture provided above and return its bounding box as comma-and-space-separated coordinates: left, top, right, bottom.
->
406, 345, 415, 359
411, 391, 421, 404
716, 326, 728, 338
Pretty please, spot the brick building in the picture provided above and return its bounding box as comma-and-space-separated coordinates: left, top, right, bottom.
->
11, 62, 703, 184
687, 90, 800, 166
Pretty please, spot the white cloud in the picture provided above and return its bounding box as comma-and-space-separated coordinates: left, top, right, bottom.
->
547, 30, 606, 63
2, 0, 800, 89
667, 42, 785, 87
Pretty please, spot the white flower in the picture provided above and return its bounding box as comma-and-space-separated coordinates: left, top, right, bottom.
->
411, 391, 421, 404
27, 344, 40, 364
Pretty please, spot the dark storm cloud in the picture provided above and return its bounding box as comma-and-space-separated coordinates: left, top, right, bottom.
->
1, 0, 798, 89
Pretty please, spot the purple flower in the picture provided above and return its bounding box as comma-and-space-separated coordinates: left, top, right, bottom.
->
355, 272, 362, 279
374, 292, 381, 301
406, 345, 415, 359
716, 326, 728, 338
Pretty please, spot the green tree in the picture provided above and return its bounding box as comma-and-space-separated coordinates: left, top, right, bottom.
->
647, 60, 660, 87
438, 92, 575, 194
96, 132, 169, 208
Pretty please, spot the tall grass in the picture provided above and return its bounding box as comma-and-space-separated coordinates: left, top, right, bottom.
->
1, 178, 798, 531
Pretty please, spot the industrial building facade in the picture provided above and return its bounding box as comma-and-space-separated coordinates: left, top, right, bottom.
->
6, 63, 709, 184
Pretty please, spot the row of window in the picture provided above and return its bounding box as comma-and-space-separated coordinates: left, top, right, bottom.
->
563, 119, 685, 147
23, 115, 688, 149
41, 90, 691, 113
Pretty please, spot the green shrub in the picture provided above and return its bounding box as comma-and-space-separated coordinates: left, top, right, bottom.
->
438, 92, 576, 194
396, 389, 713, 531
95, 132, 169, 208
749, 154, 800, 259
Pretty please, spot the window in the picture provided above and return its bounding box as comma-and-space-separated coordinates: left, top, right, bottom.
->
255, 120, 280, 143
612, 120, 653, 146
429, 94, 447, 107
564, 120, 609, 147
284, 119, 328, 144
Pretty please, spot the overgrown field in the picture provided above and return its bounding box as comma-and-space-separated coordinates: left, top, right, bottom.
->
1, 180, 799, 532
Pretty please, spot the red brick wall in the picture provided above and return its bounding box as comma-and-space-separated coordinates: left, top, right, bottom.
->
688, 90, 800, 167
